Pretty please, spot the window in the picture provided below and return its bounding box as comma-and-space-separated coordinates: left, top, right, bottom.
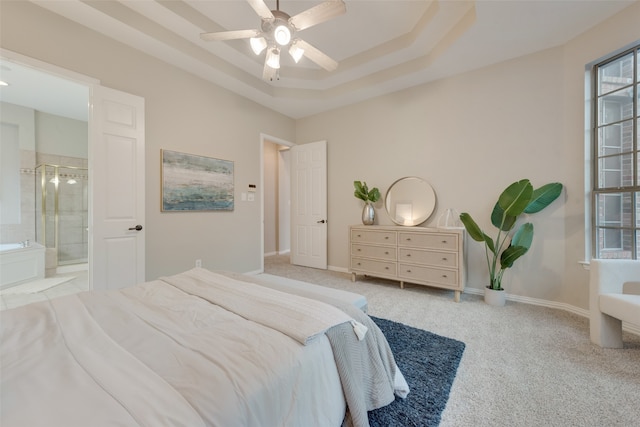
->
592, 45, 639, 259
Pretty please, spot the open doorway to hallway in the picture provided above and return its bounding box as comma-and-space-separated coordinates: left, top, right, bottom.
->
263, 139, 291, 259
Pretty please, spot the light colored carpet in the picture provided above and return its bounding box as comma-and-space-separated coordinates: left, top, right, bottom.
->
0, 276, 73, 295
264, 255, 640, 427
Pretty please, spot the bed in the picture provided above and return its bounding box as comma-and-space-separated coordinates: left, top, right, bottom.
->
1, 268, 408, 427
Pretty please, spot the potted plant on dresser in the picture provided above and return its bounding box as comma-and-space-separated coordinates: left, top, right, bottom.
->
353, 181, 381, 225
459, 179, 563, 306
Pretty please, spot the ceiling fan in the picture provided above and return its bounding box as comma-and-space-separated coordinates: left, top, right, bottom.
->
200, 0, 346, 80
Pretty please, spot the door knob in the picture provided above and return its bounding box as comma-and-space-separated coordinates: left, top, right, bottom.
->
317, 219, 326, 224
128, 225, 143, 231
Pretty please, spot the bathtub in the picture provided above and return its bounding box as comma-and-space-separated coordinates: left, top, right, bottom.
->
0, 243, 45, 290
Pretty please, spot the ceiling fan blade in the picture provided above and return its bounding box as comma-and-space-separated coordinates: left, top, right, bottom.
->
295, 39, 338, 72
289, 0, 346, 31
247, 0, 275, 21
200, 29, 259, 41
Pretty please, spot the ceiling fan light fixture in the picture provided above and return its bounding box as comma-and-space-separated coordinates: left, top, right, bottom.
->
273, 24, 291, 46
262, 63, 278, 81
266, 48, 280, 69
250, 36, 267, 55
289, 43, 304, 63
200, 0, 346, 80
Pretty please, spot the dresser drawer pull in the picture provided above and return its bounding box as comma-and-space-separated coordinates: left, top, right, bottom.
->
406, 269, 411, 273
357, 262, 361, 266
357, 248, 361, 251
405, 238, 411, 241
385, 266, 390, 270
442, 274, 448, 278
385, 251, 389, 255
442, 240, 448, 243
385, 236, 389, 240
442, 257, 448, 261
357, 234, 361, 237
405, 253, 411, 257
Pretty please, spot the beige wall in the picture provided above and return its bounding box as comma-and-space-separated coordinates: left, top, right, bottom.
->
296, 2, 640, 309
1, 1, 296, 278
35, 111, 88, 158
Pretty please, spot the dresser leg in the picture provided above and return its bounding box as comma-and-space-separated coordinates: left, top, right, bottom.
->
351, 272, 356, 282
454, 290, 461, 302
400, 281, 404, 289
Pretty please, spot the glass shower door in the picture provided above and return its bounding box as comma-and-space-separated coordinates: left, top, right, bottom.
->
57, 166, 88, 266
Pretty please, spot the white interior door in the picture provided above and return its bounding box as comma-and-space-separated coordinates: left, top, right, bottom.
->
90, 85, 145, 290
290, 140, 327, 269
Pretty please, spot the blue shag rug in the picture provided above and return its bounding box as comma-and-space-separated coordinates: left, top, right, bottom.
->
368, 317, 466, 427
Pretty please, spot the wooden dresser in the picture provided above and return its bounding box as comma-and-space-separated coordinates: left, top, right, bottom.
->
349, 225, 466, 302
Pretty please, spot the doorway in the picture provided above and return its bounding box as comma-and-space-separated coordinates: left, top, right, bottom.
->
261, 134, 293, 272
0, 54, 91, 308
0, 51, 146, 300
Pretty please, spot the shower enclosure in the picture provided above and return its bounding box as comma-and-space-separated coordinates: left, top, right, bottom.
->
35, 164, 89, 273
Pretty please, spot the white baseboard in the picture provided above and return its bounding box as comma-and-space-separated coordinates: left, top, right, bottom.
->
328, 265, 348, 274
328, 264, 639, 337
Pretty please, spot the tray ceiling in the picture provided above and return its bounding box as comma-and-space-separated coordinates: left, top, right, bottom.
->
6, 0, 638, 119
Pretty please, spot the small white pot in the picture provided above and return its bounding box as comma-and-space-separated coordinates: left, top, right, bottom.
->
484, 287, 506, 306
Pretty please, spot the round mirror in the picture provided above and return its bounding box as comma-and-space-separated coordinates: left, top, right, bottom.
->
384, 177, 436, 226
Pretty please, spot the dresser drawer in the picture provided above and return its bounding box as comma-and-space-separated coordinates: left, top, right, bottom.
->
351, 257, 397, 277
398, 263, 458, 287
398, 232, 458, 251
351, 229, 396, 245
351, 244, 396, 261
398, 248, 457, 268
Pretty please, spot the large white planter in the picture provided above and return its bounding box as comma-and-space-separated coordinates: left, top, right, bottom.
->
484, 287, 506, 306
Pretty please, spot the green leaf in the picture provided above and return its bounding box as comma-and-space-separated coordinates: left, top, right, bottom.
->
459, 213, 485, 242
490, 202, 503, 229
354, 181, 368, 201
354, 181, 380, 203
460, 213, 497, 255
498, 179, 533, 217
491, 202, 517, 231
483, 233, 496, 255
511, 223, 534, 250
500, 224, 533, 269
524, 183, 563, 214
368, 187, 381, 203
500, 245, 529, 269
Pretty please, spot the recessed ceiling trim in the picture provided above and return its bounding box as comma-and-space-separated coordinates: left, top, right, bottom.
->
269, 3, 477, 102
25, 0, 637, 119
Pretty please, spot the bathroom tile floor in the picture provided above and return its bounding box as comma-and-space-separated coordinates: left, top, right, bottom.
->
0, 270, 89, 311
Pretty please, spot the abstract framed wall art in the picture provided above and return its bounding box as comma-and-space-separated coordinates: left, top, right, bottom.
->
161, 149, 234, 211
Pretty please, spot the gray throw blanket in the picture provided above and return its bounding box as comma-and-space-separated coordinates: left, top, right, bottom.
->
218, 271, 399, 427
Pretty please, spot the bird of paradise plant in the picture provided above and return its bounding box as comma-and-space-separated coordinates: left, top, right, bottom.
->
459, 179, 563, 290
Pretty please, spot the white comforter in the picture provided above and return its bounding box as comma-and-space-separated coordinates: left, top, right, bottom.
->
1, 269, 403, 427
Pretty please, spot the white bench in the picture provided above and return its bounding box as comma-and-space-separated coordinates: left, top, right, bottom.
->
589, 259, 640, 348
